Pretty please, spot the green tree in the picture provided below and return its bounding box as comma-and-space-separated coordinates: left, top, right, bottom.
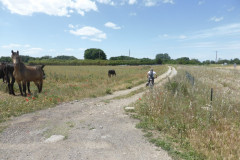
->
176, 57, 190, 64
84, 48, 107, 60
155, 57, 162, 64
109, 56, 137, 60
0, 56, 12, 62
155, 53, 171, 64
231, 58, 240, 64
54, 55, 77, 60
189, 59, 201, 65
19, 55, 35, 63
40, 56, 52, 60
217, 59, 230, 64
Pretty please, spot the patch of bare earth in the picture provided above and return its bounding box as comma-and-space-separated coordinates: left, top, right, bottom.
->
0, 67, 176, 160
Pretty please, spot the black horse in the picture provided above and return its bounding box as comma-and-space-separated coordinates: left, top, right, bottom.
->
0, 62, 45, 95
0, 62, 6, 82
108, 70, 116, 77
0, 62, 15, 95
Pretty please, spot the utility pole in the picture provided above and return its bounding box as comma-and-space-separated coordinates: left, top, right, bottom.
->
129, 49, 130, 57
215, 51, 218, 63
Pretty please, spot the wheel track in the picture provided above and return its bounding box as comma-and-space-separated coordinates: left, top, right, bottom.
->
0, 66, 177, 160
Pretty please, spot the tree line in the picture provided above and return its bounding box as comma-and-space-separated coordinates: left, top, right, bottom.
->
1, 48, 239, 65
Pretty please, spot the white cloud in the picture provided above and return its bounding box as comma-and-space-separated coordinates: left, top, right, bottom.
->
161, 34, 168, 38
179, 35, 187, 39
1, 43, 21, 48
129, 12, 137, 16
129, 0, 137, 5
78, 48, 86, 51
198, 0, 204, 5
161, 23, 240, 40
160, 34, 187, 40
1, 43, 31, 49
68, 24, 75, 29
0, 0, 97, 16
182, 42, 216, 49
219, 41, 240, 50
162, 0, 174, 4
144, 0, 157, 7
71, 0, 98, 16
24, 44, 30, 48
22, 48, 43, 56
48, 49, 56, 52
183, 41, 240, 50
210, 16, 224, 22
143, 0, 174, 7
69, 26, 106, 42
104, 22, 121, 29
96, 0, 115, 5
227, 7, 235, 12
65, 48, 74, 51
191, 23, 240, 39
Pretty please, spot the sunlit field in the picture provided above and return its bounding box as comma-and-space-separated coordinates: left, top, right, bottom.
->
134, 65, 240, 159
0, 65, 167, 123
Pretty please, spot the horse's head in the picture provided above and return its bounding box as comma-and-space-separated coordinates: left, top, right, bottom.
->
11, 50, 20, 65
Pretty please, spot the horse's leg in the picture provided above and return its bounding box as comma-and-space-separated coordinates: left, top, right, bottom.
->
27, 81, 31, 94
17, 81, 23, 96
39, 80, 43, 93
22, 81, 27, 97
8, 83, 11, 94
11, 76, 15, 96
34, 81, 39, 90
6, 74, 11, 95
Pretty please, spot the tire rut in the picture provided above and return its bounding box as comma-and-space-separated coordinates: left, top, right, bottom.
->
0, 66, 177, 160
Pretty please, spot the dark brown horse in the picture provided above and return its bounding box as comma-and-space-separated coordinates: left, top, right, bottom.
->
0, 62, 15, 95
11, 50, 45, 96
0, 62, 6, 83
108, 70, 116, 77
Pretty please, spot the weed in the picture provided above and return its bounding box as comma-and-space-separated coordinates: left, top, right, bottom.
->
66, 121, 75, 128
105, 88, 112, 94
134, 66, 240, 159
126, 84, 133, 89
0, 125, 7, 133
89, 127, 95, 130
143, 132, 153, 138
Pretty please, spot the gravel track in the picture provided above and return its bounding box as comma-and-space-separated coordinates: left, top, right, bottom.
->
0, 66, 177, 160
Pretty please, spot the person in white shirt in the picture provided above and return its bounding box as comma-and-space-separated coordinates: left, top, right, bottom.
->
146, 68, 157, 86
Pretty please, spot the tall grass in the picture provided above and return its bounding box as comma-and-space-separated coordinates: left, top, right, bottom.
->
134, 65, 240, 159
0, 65, 167, 123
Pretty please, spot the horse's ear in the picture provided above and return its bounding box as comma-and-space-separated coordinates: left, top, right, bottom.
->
11, 50, 14, 54
17, 51, 19, 55
41, 64, 45, 69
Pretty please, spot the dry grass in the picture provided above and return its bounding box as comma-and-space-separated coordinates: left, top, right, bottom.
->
134, 65, 240, 159
0, 65, 167, 123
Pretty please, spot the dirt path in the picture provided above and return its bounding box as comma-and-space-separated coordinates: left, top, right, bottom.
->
0, 66, 177, 160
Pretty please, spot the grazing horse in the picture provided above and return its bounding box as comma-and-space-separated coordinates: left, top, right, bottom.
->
108, 70, 116, 77
0, 62, 15, 95
11, 50, 45, 96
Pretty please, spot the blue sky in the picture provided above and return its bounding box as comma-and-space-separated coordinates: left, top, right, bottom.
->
0, 0, 239, 61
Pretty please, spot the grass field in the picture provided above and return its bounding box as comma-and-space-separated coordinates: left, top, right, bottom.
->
134, 65, 240, 159
0, 65, 167, 123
